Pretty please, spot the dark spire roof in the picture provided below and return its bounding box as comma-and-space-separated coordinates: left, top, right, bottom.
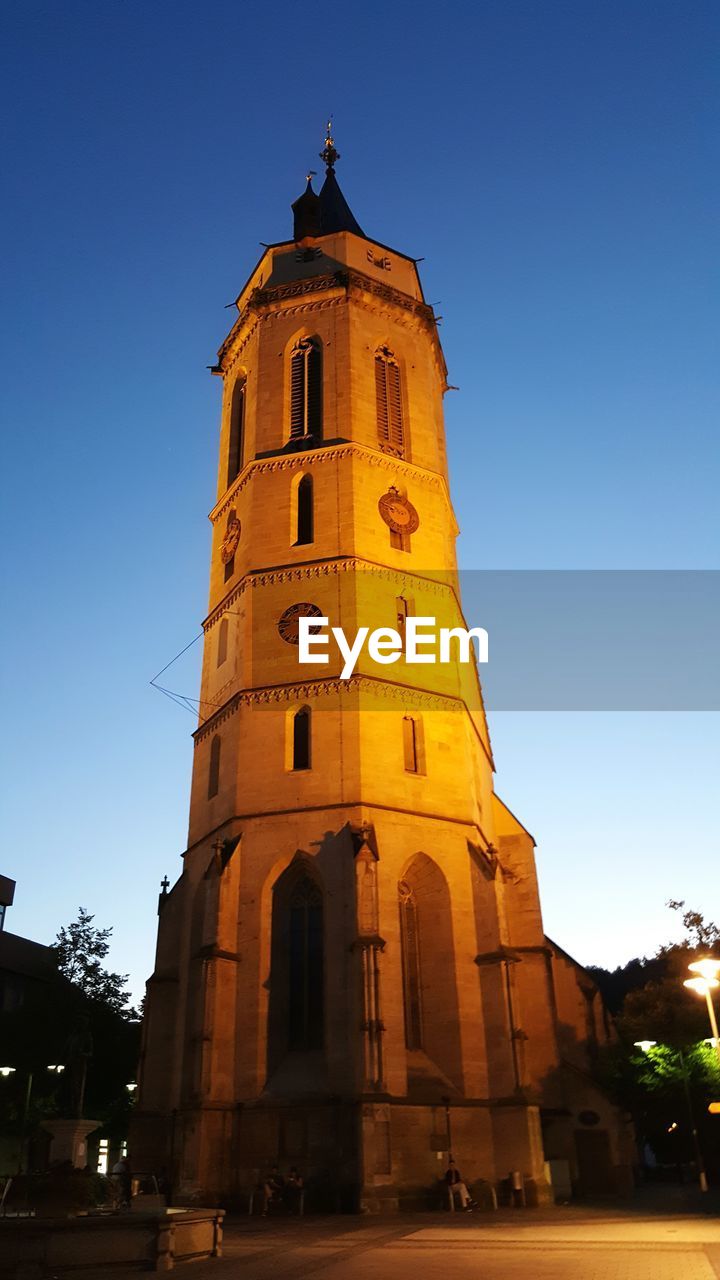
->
291, 122, 364, 243
292, 175, 322, 243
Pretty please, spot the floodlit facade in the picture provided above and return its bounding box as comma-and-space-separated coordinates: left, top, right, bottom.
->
132, 130, 633, 1209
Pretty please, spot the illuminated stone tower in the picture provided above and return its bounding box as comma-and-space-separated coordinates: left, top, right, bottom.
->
133, 129, 630, 1208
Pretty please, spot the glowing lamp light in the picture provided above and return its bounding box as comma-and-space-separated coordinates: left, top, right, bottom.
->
126, 1081, 137, 1092
633, 1040, 657, 1053
688, 958, 720, 983
47, 1064, 65, 1073
667, 1121, 679, 1132
0, 1067, 16, 1078
684, 976, 719, 996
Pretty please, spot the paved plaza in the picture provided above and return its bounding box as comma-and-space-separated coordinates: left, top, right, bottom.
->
69, 1189, 720, 1280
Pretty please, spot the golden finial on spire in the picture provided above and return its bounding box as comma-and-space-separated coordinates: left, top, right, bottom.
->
320, 117, 340, 171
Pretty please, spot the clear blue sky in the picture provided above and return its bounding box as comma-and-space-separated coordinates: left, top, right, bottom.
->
1, 0, 717, 1002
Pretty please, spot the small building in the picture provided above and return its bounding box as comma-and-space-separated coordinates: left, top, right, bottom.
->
0, 876, 56, 1013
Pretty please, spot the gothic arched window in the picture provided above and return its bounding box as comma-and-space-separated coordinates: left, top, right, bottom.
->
375, 347, 404, 456
295, 474, 314, 545
290, 338, 322, 440
216, 617, 228, 667
288, 876, 324, 1050
227, 377, 245, 487
208, 734, 221, 798
292, 706, 311, 771
398, 880, 422, 1049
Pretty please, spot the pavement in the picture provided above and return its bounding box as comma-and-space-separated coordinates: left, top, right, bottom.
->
22, 1187, 720, 1278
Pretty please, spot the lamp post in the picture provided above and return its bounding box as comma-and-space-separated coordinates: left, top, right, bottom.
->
634, 1040, 708, 1193
684, 960, 720, 1068
1, 1064, 67, 1172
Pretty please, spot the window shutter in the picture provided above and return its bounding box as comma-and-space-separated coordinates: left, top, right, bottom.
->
307, 343, 322, 438
375, 354, 389, 442
375, 348, 404, 454
387, 360, 403, 450
290, 349, 305, 439
290, 339, 322, 440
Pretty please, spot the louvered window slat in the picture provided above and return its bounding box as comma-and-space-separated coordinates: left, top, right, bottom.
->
375, 348, 404, 454
388, 361, 403, 448
290, 339, 322, 440
290, 351, 305, 438
375, 356, 389, 441
307, 344, 322, 437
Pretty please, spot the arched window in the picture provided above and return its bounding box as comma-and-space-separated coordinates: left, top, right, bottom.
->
292, 706, 311, 770
268, 867, 325, 1075
288, 876, 324, 1050
227, 377, 245, 487
208, 734, 221, 798
375, 347, 404, 455
397, 854, 462, 1085
399, 881, 423, 1049
295, 474, 314, 545
216, 617, 228, 668
290, 338, 322, 440
403, 715, 425, 774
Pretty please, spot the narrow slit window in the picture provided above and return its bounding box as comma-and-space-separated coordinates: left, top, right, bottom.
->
403, 715, 424, 774
227, 377, 245, 487
290, 339, 322, 440
217, 617, 228, 667
292, 707, 311, 771
395, 596, 414, 639
208, 735, 221, 798
375, 347, 404, 455
296, 475, 314, 545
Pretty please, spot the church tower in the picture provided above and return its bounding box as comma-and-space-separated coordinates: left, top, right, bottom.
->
133, 129, 628, 1208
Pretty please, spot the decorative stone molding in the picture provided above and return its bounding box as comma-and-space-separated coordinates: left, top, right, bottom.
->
216, 266, 446, 382
209, 440, 450, 525
203, 554, 460, 633
193, 674, 465, 744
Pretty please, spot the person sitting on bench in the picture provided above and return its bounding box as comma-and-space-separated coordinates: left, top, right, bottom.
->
263, 1165, 285, 1213
445, 1157, 477, 1210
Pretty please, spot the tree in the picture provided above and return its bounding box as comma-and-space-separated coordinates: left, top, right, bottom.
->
53, 908, 133, 1016
588, 901, 720, 1018
590, 902, 720, 1175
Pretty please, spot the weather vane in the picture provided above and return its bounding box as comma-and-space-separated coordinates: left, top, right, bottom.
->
320, 117, 339, 171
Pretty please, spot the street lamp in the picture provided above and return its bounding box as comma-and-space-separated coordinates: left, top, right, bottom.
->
0, 1067, 17, 1078
634, 1039, 708, 1193
684, 960, 720, 1067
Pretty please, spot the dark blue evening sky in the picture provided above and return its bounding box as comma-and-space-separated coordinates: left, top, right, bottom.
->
1, 0, 718, 1000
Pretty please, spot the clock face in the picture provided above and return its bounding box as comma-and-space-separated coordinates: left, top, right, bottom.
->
220, 515, 241, 564
278, 602, 324, 645
378, 490, 420, 535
